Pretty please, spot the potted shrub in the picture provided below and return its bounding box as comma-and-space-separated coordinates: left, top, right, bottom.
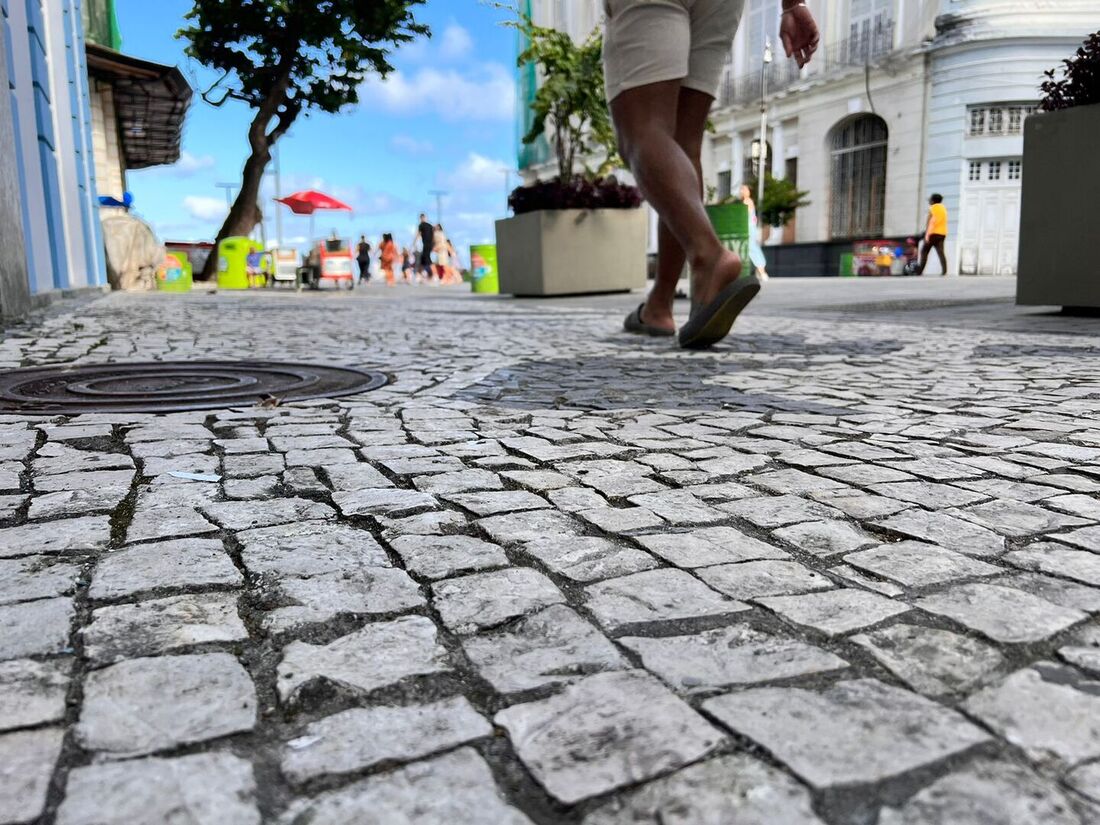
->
705, 175, 808, 266
1017, 30, 1100, 311
495, 11, 645, 296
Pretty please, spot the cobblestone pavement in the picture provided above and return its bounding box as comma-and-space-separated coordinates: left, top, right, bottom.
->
2, 278, 1100, 824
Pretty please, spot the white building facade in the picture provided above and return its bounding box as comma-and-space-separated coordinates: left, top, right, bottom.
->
519, 0, 1097, 276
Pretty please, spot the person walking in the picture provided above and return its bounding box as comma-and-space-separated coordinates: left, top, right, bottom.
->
609, 0, 818, 347
379, 233, 398, 286
400, 247, 414, 283
412, 213, 435, 282
740, 184, 769, 281
356, 235, 372, 283
916, 194, 949, 276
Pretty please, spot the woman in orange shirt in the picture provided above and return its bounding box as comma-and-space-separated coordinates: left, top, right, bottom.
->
916, 193, 949, 276
379, 233, 398, 286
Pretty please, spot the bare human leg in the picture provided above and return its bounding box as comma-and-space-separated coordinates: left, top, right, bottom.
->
641, 88, 716, 333
611, 80, 741, 319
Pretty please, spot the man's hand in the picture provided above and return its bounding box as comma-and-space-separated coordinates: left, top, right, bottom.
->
780, 2, 820, 68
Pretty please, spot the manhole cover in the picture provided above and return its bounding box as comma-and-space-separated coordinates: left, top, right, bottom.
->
0, 360, 387, 414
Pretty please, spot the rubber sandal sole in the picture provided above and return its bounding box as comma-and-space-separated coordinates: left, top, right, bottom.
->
623, 304, 675, 337
677, 274, 762, 350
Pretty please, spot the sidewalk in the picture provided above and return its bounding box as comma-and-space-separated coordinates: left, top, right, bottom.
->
2, 278, 1099, 824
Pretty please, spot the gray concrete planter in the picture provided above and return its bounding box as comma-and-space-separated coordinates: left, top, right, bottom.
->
1017, 103, 1100, 310
495, 208, 647, 296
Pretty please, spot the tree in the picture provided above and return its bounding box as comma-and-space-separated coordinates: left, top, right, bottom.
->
179, 1, 428, 277
749, 175, 810, 227
506, 8, 618, 184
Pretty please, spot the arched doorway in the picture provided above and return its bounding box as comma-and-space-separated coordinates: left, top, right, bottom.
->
829, 115, 888, 238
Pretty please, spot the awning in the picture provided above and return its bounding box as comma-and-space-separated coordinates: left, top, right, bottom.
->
85, 42, 192, 170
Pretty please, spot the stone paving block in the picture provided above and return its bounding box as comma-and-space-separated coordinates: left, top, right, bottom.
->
0, 494, 28, 520
282, 696, 492, 785
685, 480, 758, 501
90, 538, 241, 601
377, 455, 466, 476
82, 592, 248, 665
697, 560, 833, 601
867, 481, 987, 510
381, 509, 468, 539
1066, 761, 1100, 804
277, 615, 449, 702
269, 435, 353, 452
0, 556, 79, 605
1058, 525, 1100, 553
462, 604, 626, 693
322, 462, 393, 491
637, 526, 788, 569
34, 469, 133, 494
577, 506, 665, 533
756, 588, 909, 636
0, 516, 111, 559
522, 536, 656, 581
831, 564, 906, 596
142, 454, 220, 478
721, 494, 843, 528
851, 623, 1004, 696
413, 469, 502, 494
125, 506, 219, 544
477, 510, 584, 544
915, 583, 1086, 643
621, 624, 846, 693
808, 488, 912, 519
201, 497, 335, 530
277, 747, 532, 825
500, 469, 573, 491
818, 463, 915, 486
26, 488, 122, 522
703, 678, 989, 789
332, 487, 437, 518
965, 662, 1100, 764
76, 653, 256, 758
0, 659, 70, 731
583, 753, 825, 825
0, 728, 64, 823
1061, 646, 1100, 676
431, 567, 564, 634
877, 758, 1083, 825
844, 541, 1001, 588
223, 476, 279, 500
626, 490, 727, 525
0, 464, 21, 492
695, 453, 770, 476
495, 670, 723, 804
214, 436, 270, 454
56, 752, 260, 825
238, 521, 391, 577
445, 490, 549, 516
389, 534, 507, 579
871, 509, 1006, 557
772, 519, 876, 558
1005, 542, 1100, 587
282, 467, 328, 496
955, 477, 1065, 503
953, 499, 1089, 537
284, 448, 359, 468
0, 597, 73, 660
747, 469, 849, 496
262, 568, 424, 632
35, 447, 133, 476
1000, 572, 1100, 613
585, 569, 747, 633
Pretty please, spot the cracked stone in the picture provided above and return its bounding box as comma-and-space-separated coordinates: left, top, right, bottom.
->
238, 521, 391, 577
0, 516, 111, 559
697, 561, 833, 601
772, 520, 877, 558
843, 541, 1000, 587
0, 597, 74, 660
636, 526, 788, 568
56, 752, 259, 825
332, 487, 437, 518
915, 583, 1086, 643
76, 653, 256, 758
261, 568, 424, 633
277, 616, 449, 703
277, 748, 532, 825
281, 696, 491, 785
389, 534, 508, 580
621, 624, 847, 693
0, 556, 79, 605
965, 662, 1100, 764
201, 497, 335, 530
431, 567, 564, 634
380, 510, 468, 539
462, 605, 626, 693
522, 536, 656, 582
703, 678, 989, 788
0, 728, 64, 823
82, 593, 248, 665
584, 569, 747, 633
756, 588, 909, 636
851, 624, 1005, 696
0, 659, 70, 731
495, 670, 723, 804
90, 538, 242, 601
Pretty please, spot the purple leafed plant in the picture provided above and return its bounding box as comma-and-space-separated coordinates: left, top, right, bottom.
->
1039, 30, 1100, 112
508, 176, 643, 216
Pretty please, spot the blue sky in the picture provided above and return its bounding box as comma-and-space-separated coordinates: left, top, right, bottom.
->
116, 0, 519, 257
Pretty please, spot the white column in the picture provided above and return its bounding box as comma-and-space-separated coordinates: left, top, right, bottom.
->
732, 133, 744, 189
770, 122, 785, 180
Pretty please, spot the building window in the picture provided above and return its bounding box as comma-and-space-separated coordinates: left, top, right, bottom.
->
717, 171, 732, 200
743, 140, 772, 185
1008, 160, 1022, 180
829, 114, 888, 239
968, 103, 1036, 136
743, 0, 780, 75
850, 0, 893, 62
969, 108, 986, 136
988, 108, 1004, 135
968, 161, 982, 181
988, 161, 1002, 181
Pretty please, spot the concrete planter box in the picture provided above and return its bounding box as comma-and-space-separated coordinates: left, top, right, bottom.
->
1017, 103, 1100, 310
495, 208, 647, 296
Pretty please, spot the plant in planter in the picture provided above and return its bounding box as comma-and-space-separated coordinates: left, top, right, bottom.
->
494, 8, 646, 296
705, 175, 808, 256
1018, 30, 1100, 310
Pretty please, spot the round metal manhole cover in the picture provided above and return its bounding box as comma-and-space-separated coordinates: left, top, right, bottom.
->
0, 361, 388, 414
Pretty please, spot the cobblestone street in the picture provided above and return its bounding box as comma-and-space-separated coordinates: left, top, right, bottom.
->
2, 277, 1100, 824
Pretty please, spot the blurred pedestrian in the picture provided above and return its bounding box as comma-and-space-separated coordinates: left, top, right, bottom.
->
740, 184, 769, 281
356, 235, 372, 283
433, 223, 455, 283
379, 233, 398, 286
916, 193, 949, 276
401, 247, 414, 282
412, 213, 435, 281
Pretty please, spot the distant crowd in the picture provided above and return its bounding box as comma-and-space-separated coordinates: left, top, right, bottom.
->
355, 213, 463, 287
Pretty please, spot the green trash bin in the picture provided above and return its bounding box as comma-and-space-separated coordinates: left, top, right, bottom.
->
705, 202, 751, 261
469, 244, 499, 294
156, 251, 192, 292
839, 252, 856, 277
216, 237, 261, 290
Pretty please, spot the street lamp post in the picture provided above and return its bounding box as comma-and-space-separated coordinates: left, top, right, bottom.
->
428, 190, 448, 226
758, 38, 773, 207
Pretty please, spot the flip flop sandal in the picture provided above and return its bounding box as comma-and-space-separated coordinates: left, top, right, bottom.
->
623, 303, 675, 337
677, 272, 763, 350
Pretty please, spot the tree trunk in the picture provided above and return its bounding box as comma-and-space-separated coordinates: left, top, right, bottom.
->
199, 146, 270, 280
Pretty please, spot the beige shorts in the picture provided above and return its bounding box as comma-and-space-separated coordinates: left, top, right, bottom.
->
603, 0, 746, 102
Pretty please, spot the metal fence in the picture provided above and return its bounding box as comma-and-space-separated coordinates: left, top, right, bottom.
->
718, 20, 897, 109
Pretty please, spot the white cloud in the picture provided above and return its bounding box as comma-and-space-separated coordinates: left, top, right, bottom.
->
176, 151, 216, 174
440, 23, 474, 60
444, 153, 511, 192
182, 195, 228, 222
389, 134, 435, 156
360, 64, 515, 122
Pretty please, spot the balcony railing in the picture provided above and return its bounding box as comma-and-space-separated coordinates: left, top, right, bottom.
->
718, 20, 896, 108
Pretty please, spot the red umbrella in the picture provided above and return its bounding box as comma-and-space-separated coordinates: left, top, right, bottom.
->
275, 190, 353, 242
